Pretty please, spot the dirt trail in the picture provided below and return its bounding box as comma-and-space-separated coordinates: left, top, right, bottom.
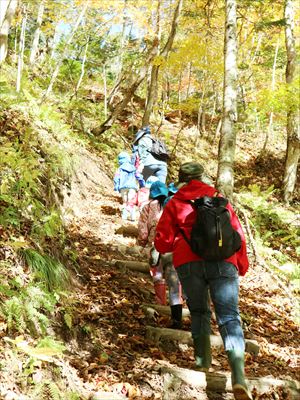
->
61, 147, 300, 400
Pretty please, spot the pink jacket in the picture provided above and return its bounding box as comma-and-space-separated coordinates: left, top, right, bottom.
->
154, 180, 249, 276
138, 200, 163, 247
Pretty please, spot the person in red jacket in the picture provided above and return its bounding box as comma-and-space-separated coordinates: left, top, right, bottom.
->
154, 162, 251, 400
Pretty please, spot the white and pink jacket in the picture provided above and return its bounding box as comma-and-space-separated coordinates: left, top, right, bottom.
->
138, 199, 163, 247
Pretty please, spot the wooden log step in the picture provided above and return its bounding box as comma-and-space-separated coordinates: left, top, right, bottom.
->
115, 225, 139, 237
113, 259, 149, 273
146, 326, 260, 356
142, 304, 191, 318
159, 363, 300, 399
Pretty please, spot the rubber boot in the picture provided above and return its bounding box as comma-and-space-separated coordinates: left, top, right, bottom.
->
193, 334, 212, 372
170, 304, 182, 329
227, 350, 252, 400
154, 281, 167, 305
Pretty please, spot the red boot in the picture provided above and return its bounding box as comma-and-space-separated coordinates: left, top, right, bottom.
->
154, 281, 167, 305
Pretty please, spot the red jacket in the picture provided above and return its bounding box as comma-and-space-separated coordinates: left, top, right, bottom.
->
154, 180, 249, 276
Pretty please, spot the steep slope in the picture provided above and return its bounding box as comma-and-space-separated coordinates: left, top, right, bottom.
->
54, 140, 299, 399
0, 83, 299, 399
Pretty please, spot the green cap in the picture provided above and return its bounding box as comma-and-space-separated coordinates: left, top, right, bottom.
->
178, 162, 204, 182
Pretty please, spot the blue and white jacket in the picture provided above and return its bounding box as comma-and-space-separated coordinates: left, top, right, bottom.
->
114, 152, 145, 192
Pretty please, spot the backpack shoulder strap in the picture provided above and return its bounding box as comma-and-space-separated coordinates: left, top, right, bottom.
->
176, 198, 194, 245
133, 131, 148, 144
178, 226, 191, 245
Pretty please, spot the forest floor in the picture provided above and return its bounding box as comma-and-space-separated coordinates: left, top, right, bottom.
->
56, 141, 300, 400
0, 114, 299, 400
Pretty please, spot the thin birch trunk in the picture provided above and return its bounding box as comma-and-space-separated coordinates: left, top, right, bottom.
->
186, 62, 192, 100
16, 11, 27, 93
197, 88, 206, 135
0, 0, 18, 64
98, 0, 183, 135
250, 77, 260, 134
142, 64, 159, 126
214, 118, 222, 141
283, 0, 299, 203
108, 2, 129, 107
72, 37, 89, 98
50, 22, 60, 59
13, 23, 17, 63
260, 38, 280, 156
248, 32, 263, 70
216, 0, 237, 199
165, 71, 171, 103
95, 69, 148, 134
177, 70, 182, 104
103, 63, 107, 119
142, 0, 161, 127
0, 1, 10, 28
43, 1, 90, 100
115, 0, 128, 79
142, 0, 183, 127
29, 0, 44, 65
107, 72, 127, 106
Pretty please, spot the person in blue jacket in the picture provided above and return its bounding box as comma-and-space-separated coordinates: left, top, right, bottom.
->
114, 152, 145, 221
133, 126, 168, 183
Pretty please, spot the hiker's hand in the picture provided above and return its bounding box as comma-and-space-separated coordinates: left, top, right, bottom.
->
149, 248, 160, 266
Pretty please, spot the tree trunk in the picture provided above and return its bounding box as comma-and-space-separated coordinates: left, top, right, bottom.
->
16, 10, 27, 93
50, 22, 60, 59
115, 0, 128, 79
0, 1, 9, 28
283, 0, 299, 203
142, 0, 183, 127
214, 118, 222, 141
260, 38, 280, 157
12, 23, 18, 63
216, 0, 238, 199
95, 71, 148, 134
72, 37, 89, 98
177, 70, 182, 105
29, 0, 44, 65
103, 63, 108, 119
186, 62, 192, 100
0, 0, 18, 64
142, 65, 160, 126
197, 88, 206, 137
97, 0, 183, 135
42, 1, 90, 100
142, 0, 161, 127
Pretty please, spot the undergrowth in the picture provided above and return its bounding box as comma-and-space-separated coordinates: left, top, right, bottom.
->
21, 249, 70, 292
239, 184, 300, 290
0, 68, 81, 397
0, 54, 299, 398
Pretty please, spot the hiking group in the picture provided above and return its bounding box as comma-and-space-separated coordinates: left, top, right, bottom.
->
114, 126, 252, 400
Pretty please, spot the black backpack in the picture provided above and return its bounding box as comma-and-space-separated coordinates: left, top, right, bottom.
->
149, 137, 170, 162
180, 195, 241, 261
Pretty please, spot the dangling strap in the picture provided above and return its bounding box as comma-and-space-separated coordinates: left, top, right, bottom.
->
179, 227, 191, 245
177, 199, 195, 246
